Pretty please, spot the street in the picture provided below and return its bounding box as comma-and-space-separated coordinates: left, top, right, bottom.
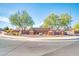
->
0, 37, 78, 56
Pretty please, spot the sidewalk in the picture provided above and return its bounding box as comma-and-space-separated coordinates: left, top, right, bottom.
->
0, 34, 79, 41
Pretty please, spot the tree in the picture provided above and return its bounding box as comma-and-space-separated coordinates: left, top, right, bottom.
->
9, 13, 21, 28
42, 13, 72, 31
9, 10, 34, 33
60, 13, 72, 30
73, 22, 79, 30
42, 13, 59, 30
21, 10, 34, 29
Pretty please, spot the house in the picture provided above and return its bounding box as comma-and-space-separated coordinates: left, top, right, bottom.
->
6, 28, 78, 36
21, 28, 67, 35
66, 28, 79, 35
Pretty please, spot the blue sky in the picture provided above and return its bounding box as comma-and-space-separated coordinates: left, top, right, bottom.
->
0, 3, 79, 28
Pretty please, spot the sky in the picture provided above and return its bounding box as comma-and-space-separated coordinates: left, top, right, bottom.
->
0, 3, 79, 28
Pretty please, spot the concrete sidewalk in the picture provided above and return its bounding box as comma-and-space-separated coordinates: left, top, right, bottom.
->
0, 34, 79, 41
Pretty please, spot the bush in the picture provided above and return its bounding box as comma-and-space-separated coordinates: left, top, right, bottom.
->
4, 27, 9, 31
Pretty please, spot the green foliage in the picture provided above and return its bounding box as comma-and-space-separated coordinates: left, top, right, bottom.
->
42, 13, 59, 29
60, 13, 72, 30
42, 13, 72, 30
21, 10, 34, 28
4, 27, 9, 30
73, 22, 79, 29
9, 10, 34, 30
9, 13, 21, 27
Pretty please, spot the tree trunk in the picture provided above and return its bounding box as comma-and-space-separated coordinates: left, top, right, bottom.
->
19, 28, 23, 36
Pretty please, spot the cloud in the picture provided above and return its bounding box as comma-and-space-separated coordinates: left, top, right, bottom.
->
0, 16, 10, 23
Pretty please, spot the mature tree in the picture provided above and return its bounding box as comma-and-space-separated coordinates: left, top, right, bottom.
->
9, 13, 21, 28
9, 10, 34, 33
73, 22, 79, 30
42, 13, 59, 29
19, 10, 34, 30
42, 13, 72, 30
60, 13, 72, 30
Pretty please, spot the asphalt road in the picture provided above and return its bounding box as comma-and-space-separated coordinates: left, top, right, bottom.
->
0, 38, 79, 56
43, 41, 79, 56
